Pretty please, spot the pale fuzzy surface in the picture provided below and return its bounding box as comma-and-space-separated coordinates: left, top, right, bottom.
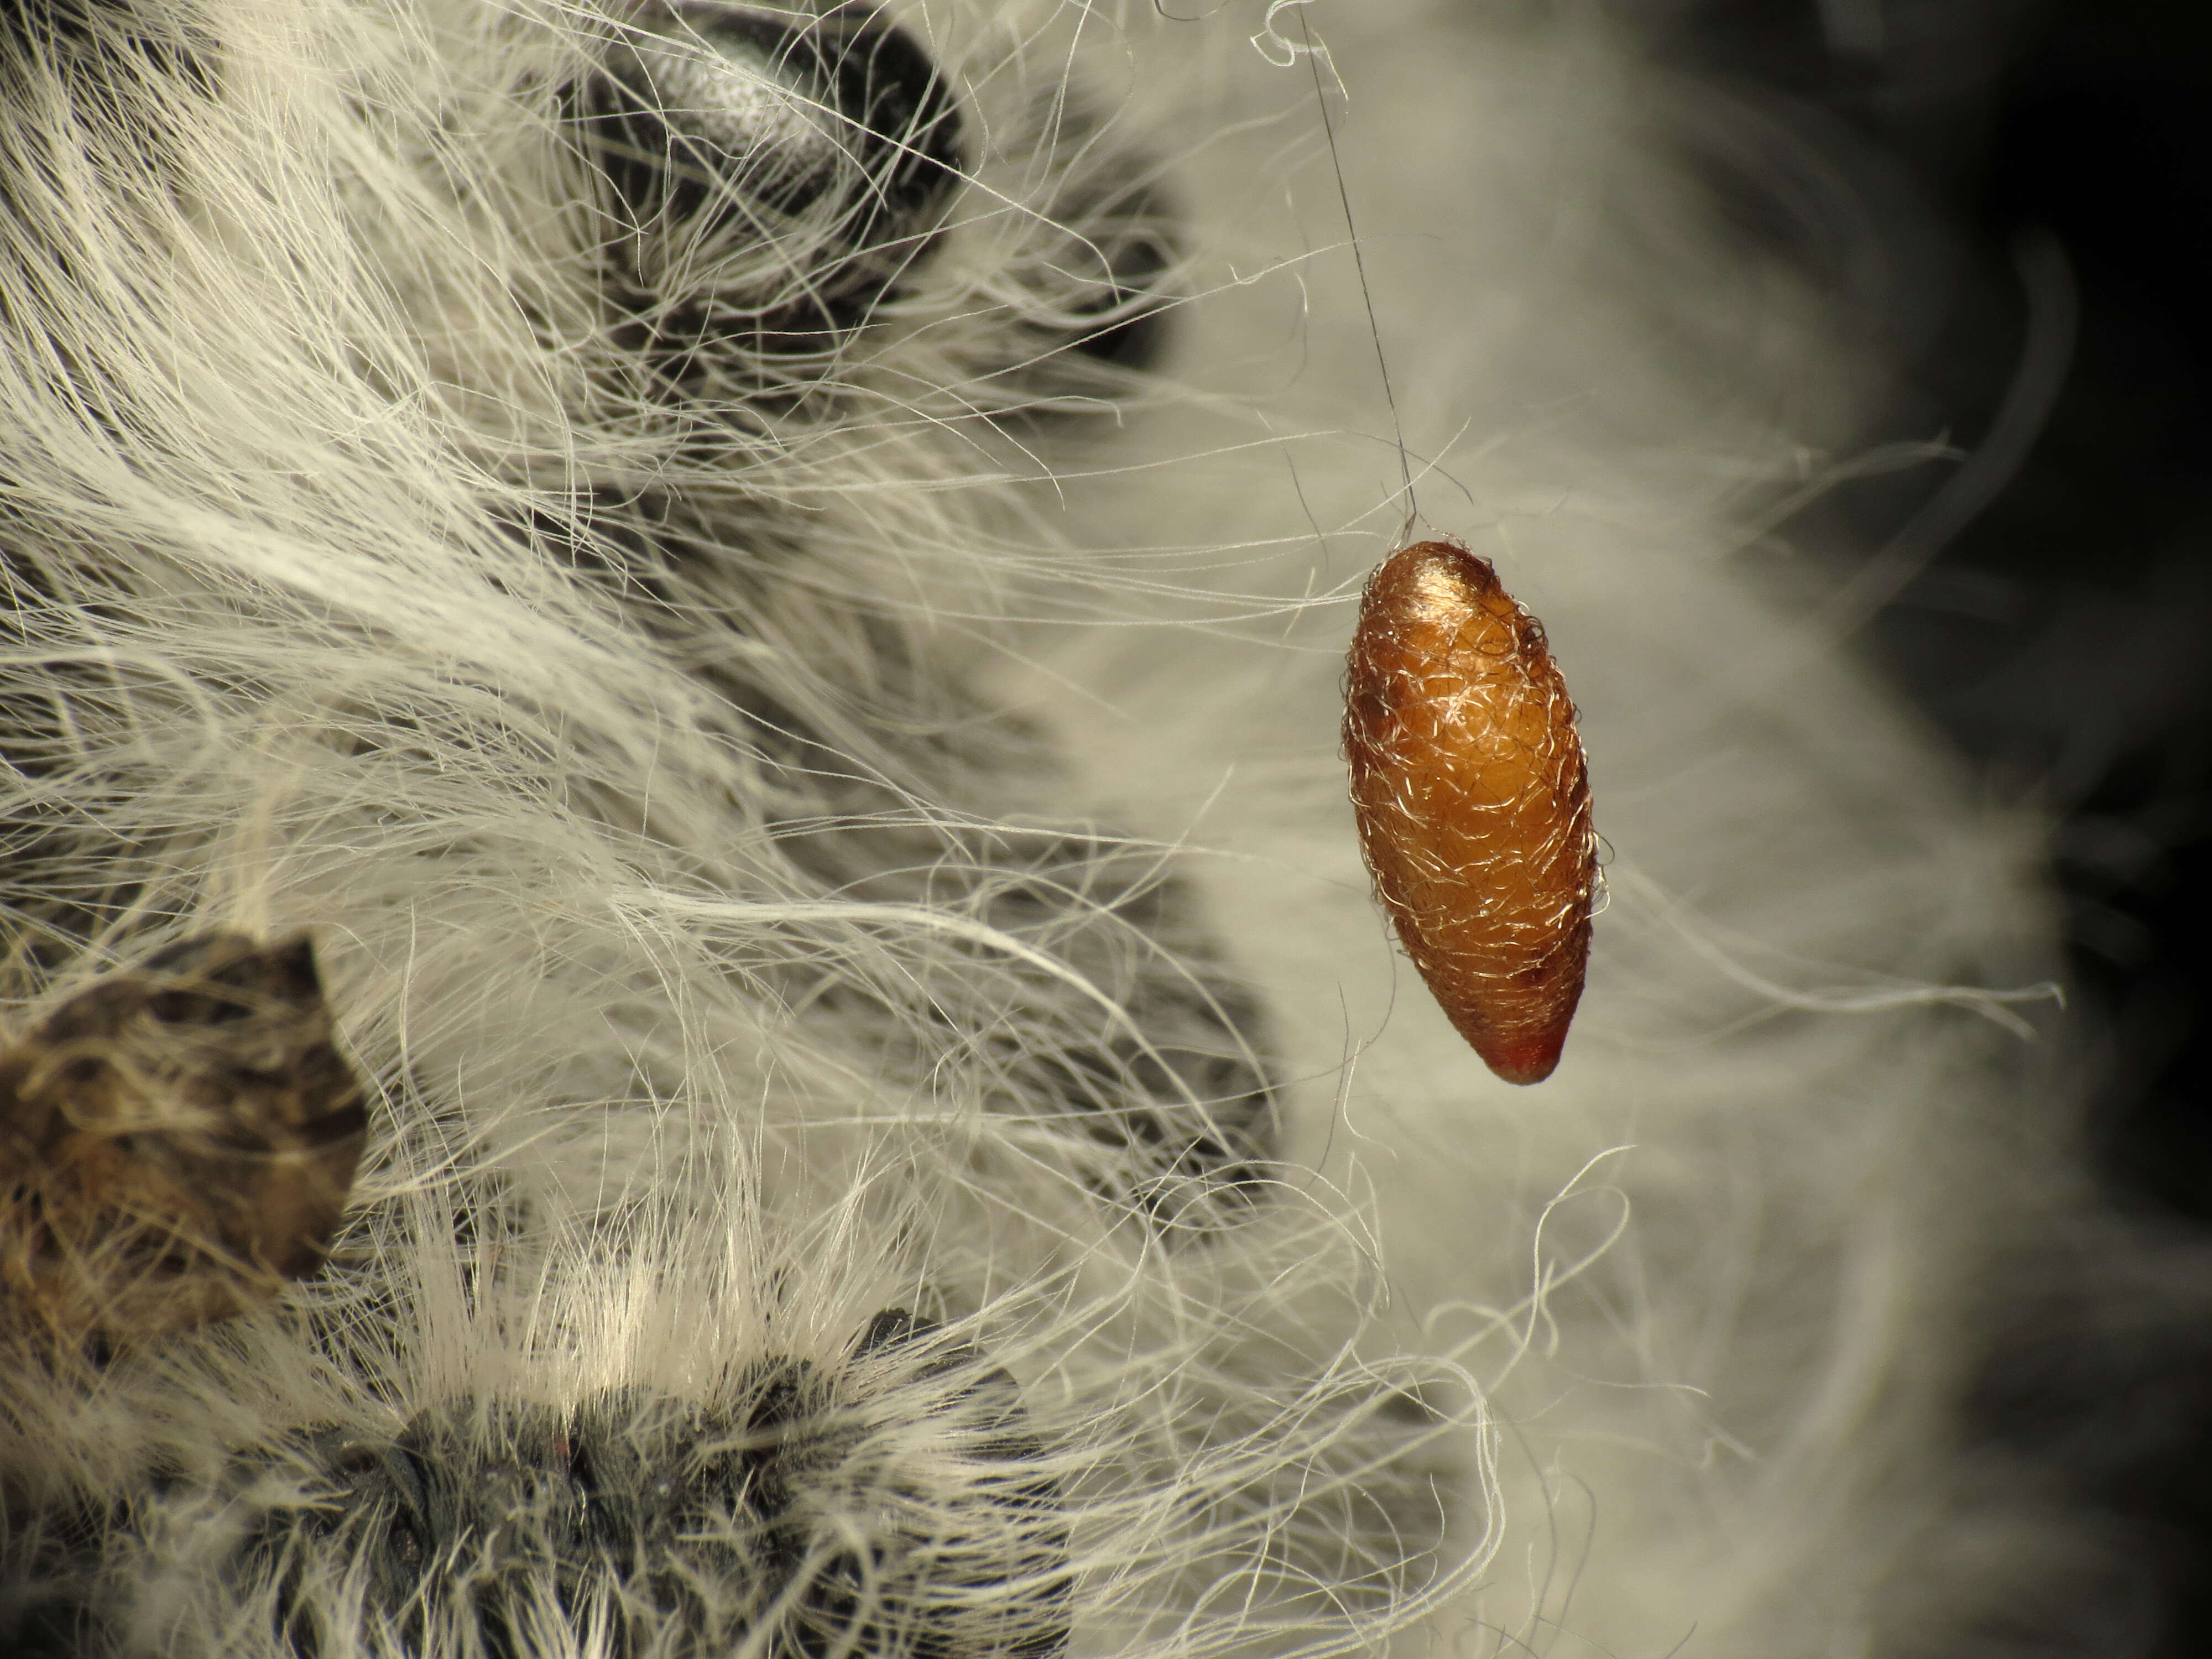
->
0, 1, 2089, 1655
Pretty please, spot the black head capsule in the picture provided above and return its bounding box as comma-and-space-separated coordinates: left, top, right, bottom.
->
582, 1, 967, 365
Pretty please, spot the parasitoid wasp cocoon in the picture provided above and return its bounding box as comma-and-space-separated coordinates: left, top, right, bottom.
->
1344, 539, 1598, 1084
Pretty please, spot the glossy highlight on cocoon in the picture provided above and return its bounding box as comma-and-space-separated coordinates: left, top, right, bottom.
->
1344, 540, 1598, 1084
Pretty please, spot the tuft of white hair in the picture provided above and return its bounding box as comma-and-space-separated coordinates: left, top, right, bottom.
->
0, 1, 2111, 1656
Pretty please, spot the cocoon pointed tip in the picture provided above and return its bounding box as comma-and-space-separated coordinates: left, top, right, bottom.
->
1472, 1016, 1574, 1087
1343, 540, 1598, 1086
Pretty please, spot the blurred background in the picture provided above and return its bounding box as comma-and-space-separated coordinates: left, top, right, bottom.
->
1646, 1, 2212, 1650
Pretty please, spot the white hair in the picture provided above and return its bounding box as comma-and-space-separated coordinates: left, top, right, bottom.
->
0, 1, 2119, 1655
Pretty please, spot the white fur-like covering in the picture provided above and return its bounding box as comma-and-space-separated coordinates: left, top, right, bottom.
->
0, 2, 2091, 1655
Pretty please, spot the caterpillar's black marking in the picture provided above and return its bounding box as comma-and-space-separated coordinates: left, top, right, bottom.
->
0, 2, 2139, 1657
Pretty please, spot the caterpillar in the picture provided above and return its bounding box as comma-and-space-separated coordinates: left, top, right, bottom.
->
0, 2, 2166, 1656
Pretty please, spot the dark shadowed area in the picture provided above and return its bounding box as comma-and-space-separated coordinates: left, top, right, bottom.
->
1645, 1, 2212, 1650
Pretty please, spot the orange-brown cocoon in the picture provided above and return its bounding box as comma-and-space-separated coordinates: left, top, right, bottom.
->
1344, 540, 1597, 1084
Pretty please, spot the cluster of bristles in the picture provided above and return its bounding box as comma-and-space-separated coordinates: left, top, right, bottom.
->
2, 4, 1483, 1657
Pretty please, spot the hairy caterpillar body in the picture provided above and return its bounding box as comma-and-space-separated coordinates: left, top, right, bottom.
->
0, 1, 2143, 1656
1344, 539, 1597, 1084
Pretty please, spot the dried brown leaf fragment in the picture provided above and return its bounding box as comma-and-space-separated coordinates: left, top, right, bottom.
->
0, 932, 368, 1340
